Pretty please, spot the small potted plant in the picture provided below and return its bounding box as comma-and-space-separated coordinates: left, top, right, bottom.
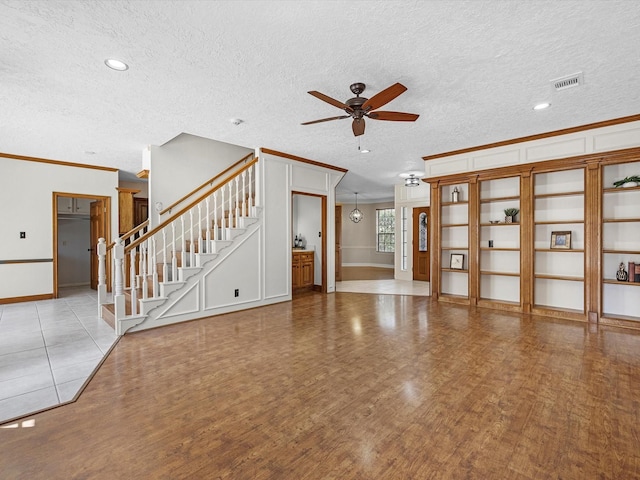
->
613, 175, 640, 188
504, 208, 519, 223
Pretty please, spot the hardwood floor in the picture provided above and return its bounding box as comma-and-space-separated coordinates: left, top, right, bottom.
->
2, 293, 640, 479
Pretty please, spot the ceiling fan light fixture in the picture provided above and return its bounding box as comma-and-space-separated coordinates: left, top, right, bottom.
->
349, 192, 364, 223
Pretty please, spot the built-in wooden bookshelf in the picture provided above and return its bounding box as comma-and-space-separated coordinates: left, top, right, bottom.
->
532, 168, 585, 318
438, 184, 470, 302
601, 161, 640, 325
478, 176, 521, 307
428, 147, 640, 329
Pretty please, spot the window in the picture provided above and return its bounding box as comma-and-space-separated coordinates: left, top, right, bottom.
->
401, 207, 408, 270
376, 208, 395, 253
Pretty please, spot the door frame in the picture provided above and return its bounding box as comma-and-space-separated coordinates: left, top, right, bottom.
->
53, 192, 112, 298
291, 191, 327, 293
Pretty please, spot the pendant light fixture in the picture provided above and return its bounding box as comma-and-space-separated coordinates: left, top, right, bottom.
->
349, 192, 364, 223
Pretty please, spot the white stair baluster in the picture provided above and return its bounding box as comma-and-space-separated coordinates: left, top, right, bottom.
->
213, 191, 218, 241
220, 184, 225, 237
162, 229, 168, 285
205, 196, 211, 250
189, 209, 195, 267
198, 204, 204, 254
171, 221, 177, 282
228, 182, 233, 238
141, 241, 148, 300
180, 216, 186, 268
235, 176, 240, 222
130, 248, 137, 315
242, 170, 247, 217
151, 237, 158, 298
248, 165, 254, 213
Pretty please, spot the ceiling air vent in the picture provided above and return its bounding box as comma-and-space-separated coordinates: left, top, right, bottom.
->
550, 72, 584, 91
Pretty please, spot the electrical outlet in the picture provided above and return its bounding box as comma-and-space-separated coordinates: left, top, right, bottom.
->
234, 289, 239, 297
20, 232, 26, 239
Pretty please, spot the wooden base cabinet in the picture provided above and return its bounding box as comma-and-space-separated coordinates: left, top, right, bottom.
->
293, 250, 314, 291
428, 147, 640, 329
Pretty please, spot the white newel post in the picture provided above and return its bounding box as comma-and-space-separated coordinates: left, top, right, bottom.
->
97, 238, 107, 316
113, 239, 125, 334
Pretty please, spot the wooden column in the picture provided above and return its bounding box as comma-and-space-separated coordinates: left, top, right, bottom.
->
584, 160, 602, 323
468, 176, 479, 305
520, 170, 533, 313
430, 182, 441, 301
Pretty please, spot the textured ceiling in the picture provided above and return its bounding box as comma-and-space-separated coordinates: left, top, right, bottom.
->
1, 0, 639, 202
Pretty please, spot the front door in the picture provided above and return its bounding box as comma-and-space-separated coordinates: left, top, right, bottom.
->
413, 207, 430, 281
90, 200, 105, 289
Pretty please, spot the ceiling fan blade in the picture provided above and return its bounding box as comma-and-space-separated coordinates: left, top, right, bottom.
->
367, 111, 419, 122
308, 91, 354, 112
301, 115, 351, 125
362, 83, 407, 111
352, 118, 365, 137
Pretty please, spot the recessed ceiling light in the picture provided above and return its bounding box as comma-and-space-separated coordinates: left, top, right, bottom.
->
360, 149, 370, 154
104, 58, 129, 71
84, 150, 96, 155
230, 118, 243, 125
533, 102, 551, 110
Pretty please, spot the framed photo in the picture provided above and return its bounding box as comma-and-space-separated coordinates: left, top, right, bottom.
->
450, 253, 465, 270
550, 231, 571, 249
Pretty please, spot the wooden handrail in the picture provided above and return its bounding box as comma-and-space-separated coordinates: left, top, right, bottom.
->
158, 152, 254, 216
125, 157, 258, 253
107, 220, 149, 250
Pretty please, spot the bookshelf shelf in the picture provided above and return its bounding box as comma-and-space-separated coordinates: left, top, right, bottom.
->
479, 195, 520, 203
534, 190, 584, 199
603, 279, 640, 286
480, 270, 519, 277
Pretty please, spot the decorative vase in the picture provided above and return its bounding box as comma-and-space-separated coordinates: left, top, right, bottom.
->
616, 262, 628, 281
505, 216, 512, 224
622, 181, 639, 188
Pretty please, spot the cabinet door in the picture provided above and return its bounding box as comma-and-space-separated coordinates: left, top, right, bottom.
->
301, 260, 314, 286
74, 197, 92, 214
57, 197, 73, 213
292, 260, 301, 289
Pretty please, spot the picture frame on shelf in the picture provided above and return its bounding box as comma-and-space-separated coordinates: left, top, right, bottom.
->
550, 231, 571, 249
450, 253, 465, 270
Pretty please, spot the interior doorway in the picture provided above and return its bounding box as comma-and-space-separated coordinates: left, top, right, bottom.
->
292, 192, 327, 293
413, 206, 430, 281
53, 193, 111, 298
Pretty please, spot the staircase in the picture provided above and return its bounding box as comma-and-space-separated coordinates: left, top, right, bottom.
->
98, 155, 260, 335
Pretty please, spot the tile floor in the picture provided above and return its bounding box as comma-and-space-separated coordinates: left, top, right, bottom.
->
336, 279, 430, 296
0, 286, 117, 423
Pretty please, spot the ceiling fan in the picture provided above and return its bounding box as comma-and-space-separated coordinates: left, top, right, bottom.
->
301, 82, 419, 136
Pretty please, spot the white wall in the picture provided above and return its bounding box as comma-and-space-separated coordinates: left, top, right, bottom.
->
148, 133, 253, 226
262, 152, 344, 295
293, 194, 322, 286
0, 155, 118, 300
423, 120, 640, 177
341, 201, 395, 268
